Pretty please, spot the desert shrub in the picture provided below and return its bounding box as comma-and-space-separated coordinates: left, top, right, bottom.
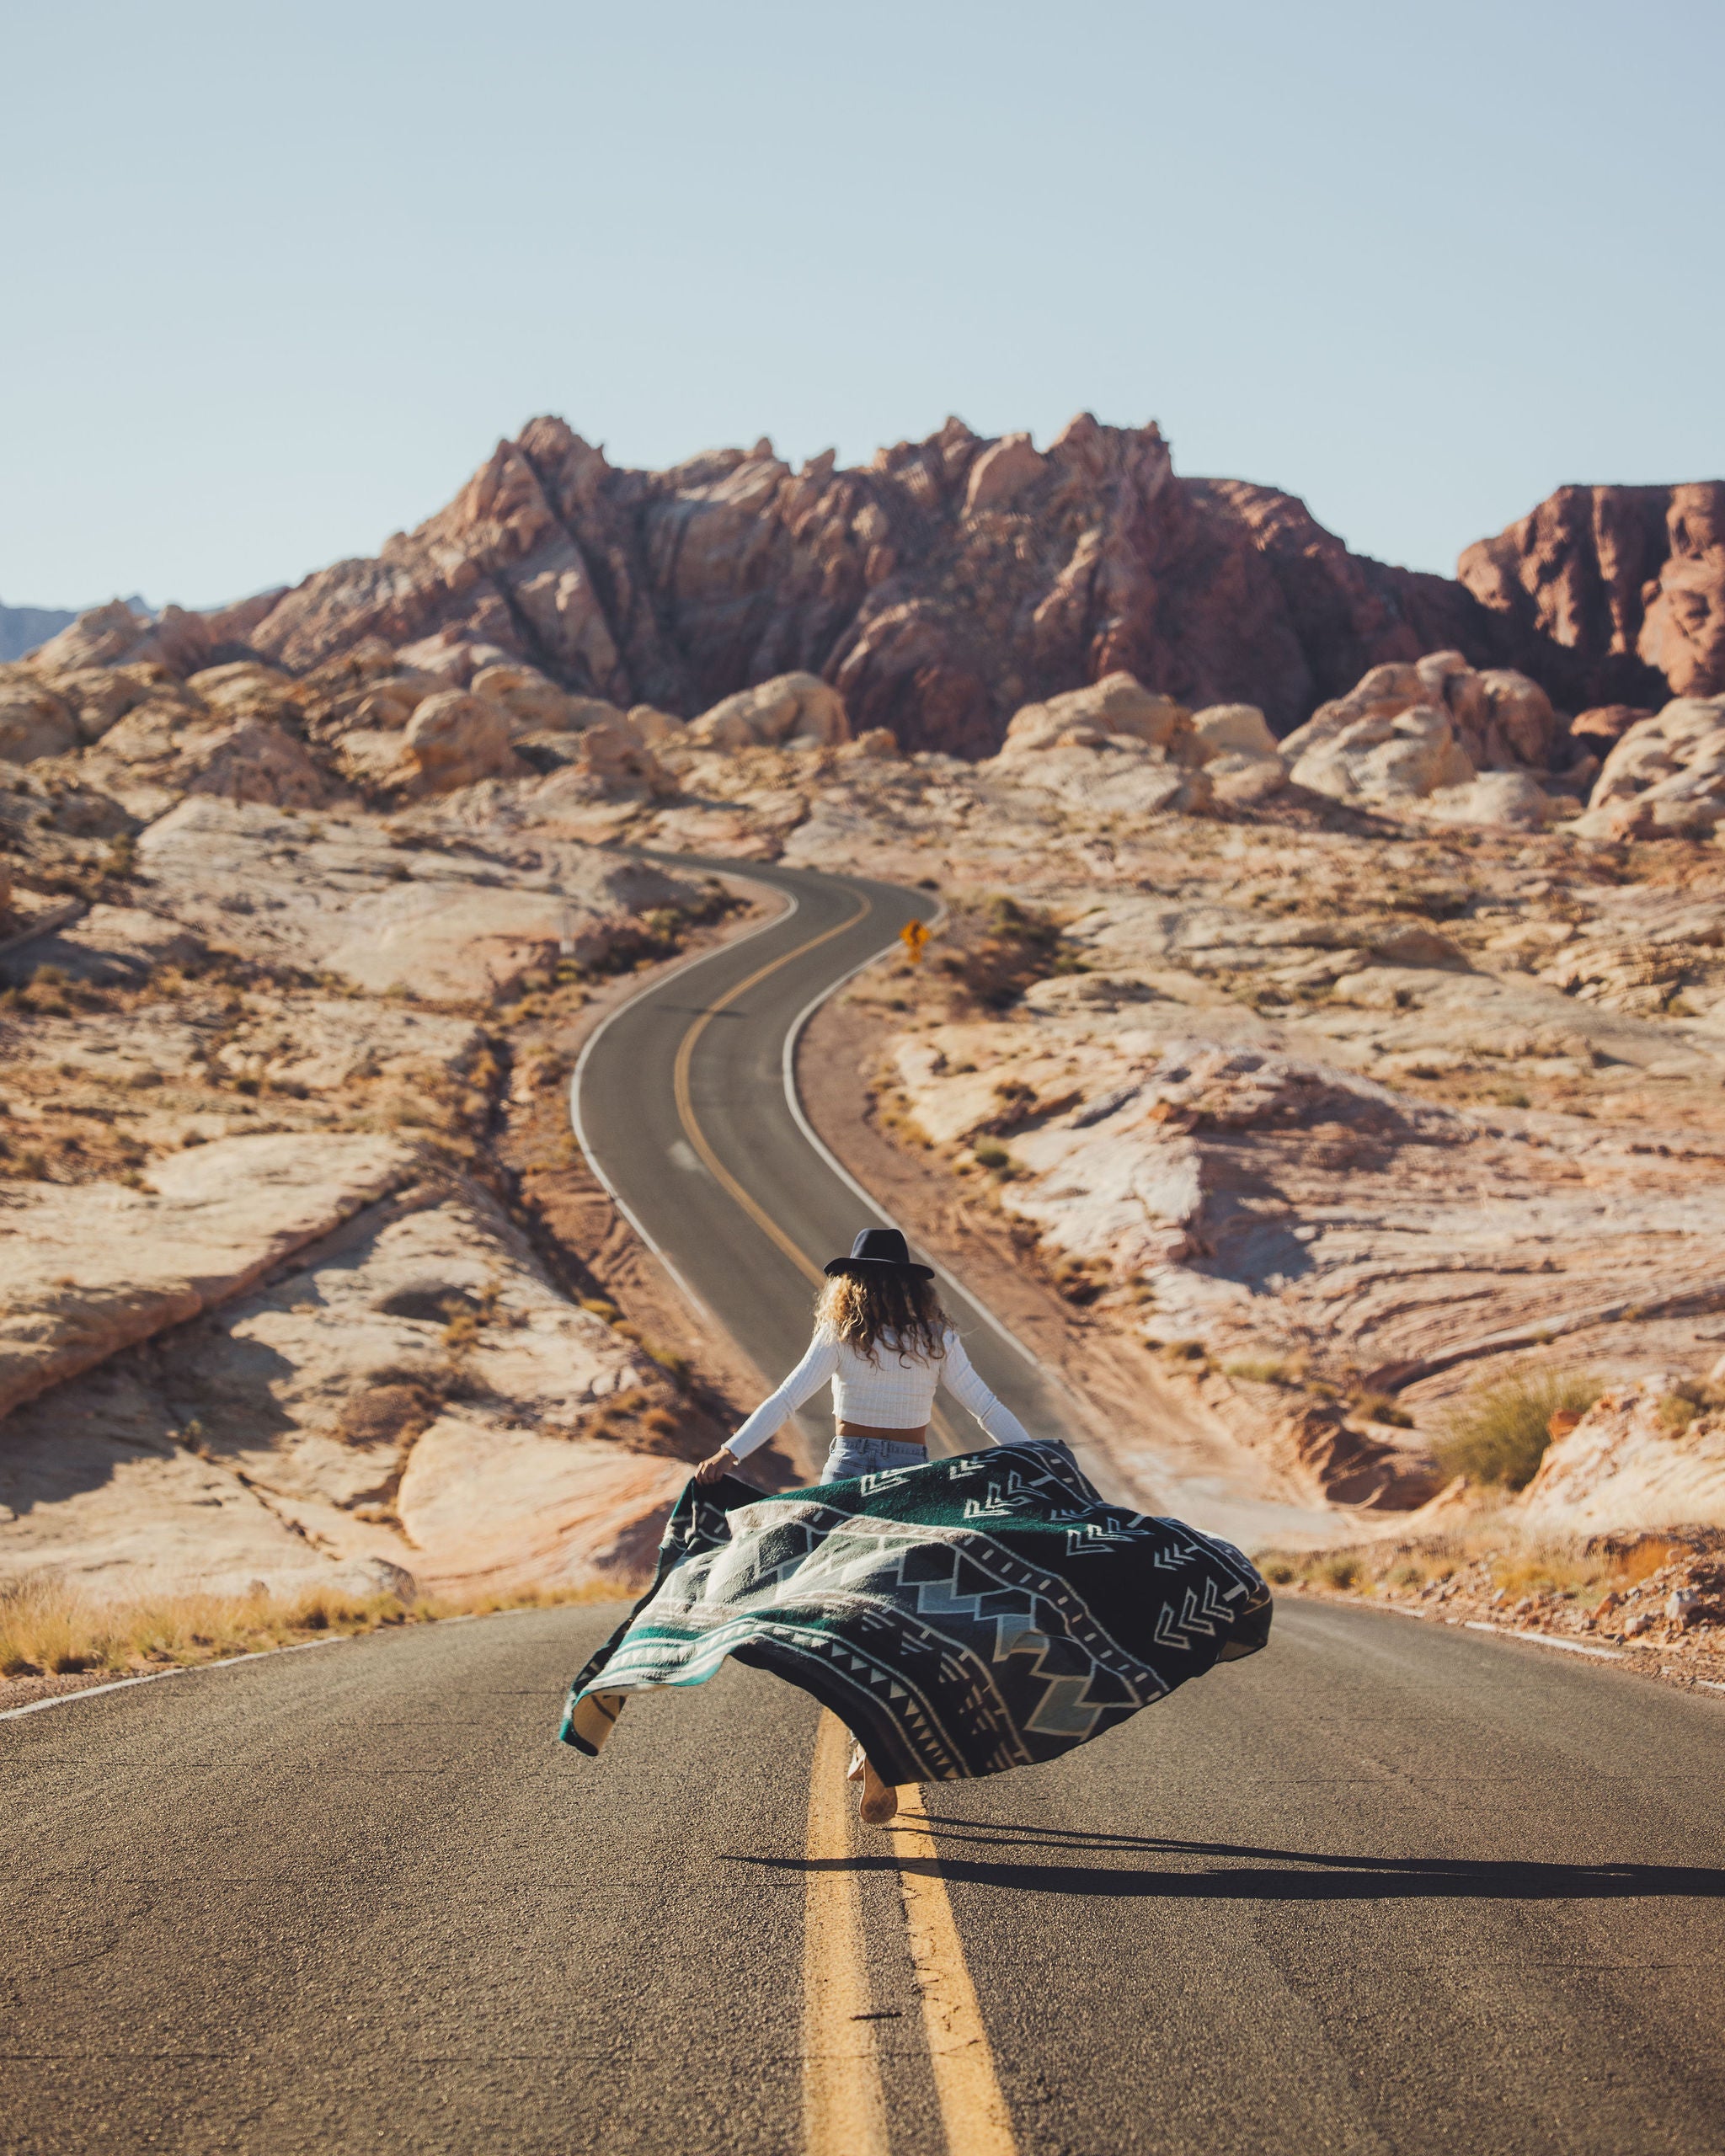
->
1224, 1357, 1293, 1386
971, 1139, 1011, 1171
954, 897, 1079, 1010
1318, 1553, 1363, 1590
1354, 1391, 1415, 1428
1434, 1367, 1601, 1491
1658, 1393, 1699, 1434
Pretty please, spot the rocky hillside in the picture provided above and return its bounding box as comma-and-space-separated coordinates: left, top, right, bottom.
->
25, 419, 1717, 757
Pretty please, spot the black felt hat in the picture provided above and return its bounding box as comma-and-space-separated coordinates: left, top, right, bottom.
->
824, 1227, 934, 1279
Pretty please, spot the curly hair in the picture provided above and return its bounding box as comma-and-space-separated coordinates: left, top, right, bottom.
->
814, 1268, 948, 1364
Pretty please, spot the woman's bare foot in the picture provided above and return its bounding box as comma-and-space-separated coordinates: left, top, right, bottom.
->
859, 1758, 899, 1825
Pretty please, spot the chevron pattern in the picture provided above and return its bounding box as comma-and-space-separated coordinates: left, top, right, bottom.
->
561, 1441, 1272, 1783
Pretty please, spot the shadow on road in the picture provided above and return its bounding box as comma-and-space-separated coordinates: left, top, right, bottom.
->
732, 1817, 1725, 1903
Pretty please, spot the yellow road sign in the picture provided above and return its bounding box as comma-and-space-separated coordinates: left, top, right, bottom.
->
900, 920, 932, 963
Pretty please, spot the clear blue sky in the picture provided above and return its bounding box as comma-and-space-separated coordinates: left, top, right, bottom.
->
3, 0, 1720, 611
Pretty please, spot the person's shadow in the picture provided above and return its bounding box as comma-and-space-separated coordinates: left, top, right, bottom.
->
736, 1814, 1725, 1903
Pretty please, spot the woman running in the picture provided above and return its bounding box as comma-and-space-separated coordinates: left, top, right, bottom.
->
693, 1227, 1028, 1821
561, 1228, 1272, 1817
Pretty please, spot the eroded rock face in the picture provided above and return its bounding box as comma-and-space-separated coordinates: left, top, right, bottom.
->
131, 797, 697, 1001
162, 414, 1572, 755
403, 689, 526, 793
1575, 696, 1725, 837
685, 672, 850, 750
0, 1132, 414, 1418
1459, 483, 1725, 705
0, 674, 77, 764
1275, 654, 1565, 825
0, 1173, 687, 1599
1519, 1380, 1725, 1532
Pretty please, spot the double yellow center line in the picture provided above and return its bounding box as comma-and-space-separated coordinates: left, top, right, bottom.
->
669, 895, 1017, 2156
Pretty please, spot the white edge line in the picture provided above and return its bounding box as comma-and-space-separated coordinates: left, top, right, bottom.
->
569, 874, 801, 1331
778, 905, 1070, 1393
1463, 1620, 1626, 1661
0, 1635, 349, 1723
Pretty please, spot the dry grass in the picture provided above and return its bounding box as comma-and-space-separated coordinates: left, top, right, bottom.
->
1222, 1355, 1295, 1386
1257, 1522, 1706, 1615
0, 1575, 625, 1685
1433, 1364, 1602, 1490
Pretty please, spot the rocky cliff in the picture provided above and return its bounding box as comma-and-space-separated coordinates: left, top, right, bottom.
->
1458, 483, 1725, 712
93, 415, 1701, 758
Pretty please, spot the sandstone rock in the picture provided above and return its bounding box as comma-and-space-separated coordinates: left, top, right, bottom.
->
836, 727, 904, 762
3, 905, 206, 986
186, 661, 301, 720
0, 674, 77, 763
1191, 703, 1278, 757
1368, 925, 1468, 968
0, 1132, 414, 1421
685, 672, 850, 750
626, 703, 686, 747
395, 1421, 687, 1594
1574, 696, 1725, 836
964, 431, 1046, 516
1422, 771, 1557, 830
1289, 702, 1475, 805
32, 600, 215, 679
1471, 670, 1559, 769
29, 601, 157, 672
215, 997, 482, 1091
1570, 704, 1653, 751
999, 674, 1199, 760
1206, 752, 1288, 805
0, 1174, 682, 1599
45, 665, 152, 742
403, 690, 526, 792
176, 718, 332, 808
335, 728, 418, 787
1459, 482, 1725, 703
1281, 654, 1554, 787
132, 796, 695, 1001
471, 664, 620, 735
1519, 1379, 1725, 1532
570, 723, 668, 793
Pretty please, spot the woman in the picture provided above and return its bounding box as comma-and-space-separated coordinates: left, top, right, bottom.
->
694, 1226, 1031, 1491
560, 1228, 1272, 1819
695, 1227, 1029, 1822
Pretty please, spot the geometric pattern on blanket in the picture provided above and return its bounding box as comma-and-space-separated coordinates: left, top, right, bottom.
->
558, 1441, 1272, 1784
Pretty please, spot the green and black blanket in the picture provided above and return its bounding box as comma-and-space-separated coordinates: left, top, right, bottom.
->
559, 1440, 1271, 1783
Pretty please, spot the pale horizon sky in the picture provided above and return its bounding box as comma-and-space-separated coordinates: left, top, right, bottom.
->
3, 0, 1721, 614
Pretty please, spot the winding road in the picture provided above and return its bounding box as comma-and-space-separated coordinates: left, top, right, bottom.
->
6, 861, 1725, 2156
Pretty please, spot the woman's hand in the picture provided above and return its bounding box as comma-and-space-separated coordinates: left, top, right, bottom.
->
694, 1448, 738, 1486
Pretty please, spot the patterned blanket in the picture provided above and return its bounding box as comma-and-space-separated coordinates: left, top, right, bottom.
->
558, 1441, 1272, 1784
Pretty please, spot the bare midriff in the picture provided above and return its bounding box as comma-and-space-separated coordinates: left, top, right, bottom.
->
836, 1420, 928, 1444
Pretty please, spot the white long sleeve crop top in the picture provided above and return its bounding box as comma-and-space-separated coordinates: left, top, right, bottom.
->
727, 1326, 1033, 1459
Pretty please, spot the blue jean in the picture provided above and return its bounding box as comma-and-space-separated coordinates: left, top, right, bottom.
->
820, 1434, 928, 1482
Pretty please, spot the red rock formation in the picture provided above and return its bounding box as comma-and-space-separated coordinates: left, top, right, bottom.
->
228, 414, 1521, 755
174, 419, 1724, 757
1458, 483, 1725, 707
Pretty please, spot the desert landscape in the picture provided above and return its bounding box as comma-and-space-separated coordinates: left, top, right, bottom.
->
3, 413, 1723, 1697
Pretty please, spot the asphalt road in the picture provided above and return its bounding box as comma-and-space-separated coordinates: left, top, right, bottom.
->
7, 860, 1725, 2156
